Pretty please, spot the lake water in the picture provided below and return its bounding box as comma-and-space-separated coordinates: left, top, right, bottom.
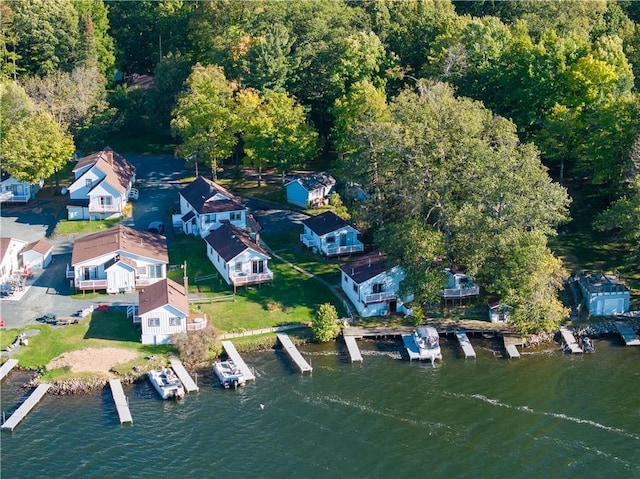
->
2, 335, 639, 478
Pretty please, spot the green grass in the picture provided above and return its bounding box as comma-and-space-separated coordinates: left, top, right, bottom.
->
54, 217, 124, 236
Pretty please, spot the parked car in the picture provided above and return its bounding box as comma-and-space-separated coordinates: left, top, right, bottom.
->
147, 221, 165, 235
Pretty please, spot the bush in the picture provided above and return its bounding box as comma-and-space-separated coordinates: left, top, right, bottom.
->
311, 303, 340, 342
173, 322, 216, 366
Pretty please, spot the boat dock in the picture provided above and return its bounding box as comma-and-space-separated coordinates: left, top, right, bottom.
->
343, 335, 363, 362
221, 340, 256, 380
1, 383, 50, 431
108, 379, 133, 424
276, 334, 312, 373
615, 322, 640, 346
0, 359, 19, 381
402, 334, 422, 360
169, 358, 200, 392
560, 327, 583, 353
455, 330, 476, 358
503, 337, 521, 358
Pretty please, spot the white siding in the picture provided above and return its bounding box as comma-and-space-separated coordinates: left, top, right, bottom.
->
140, 305, 187, 345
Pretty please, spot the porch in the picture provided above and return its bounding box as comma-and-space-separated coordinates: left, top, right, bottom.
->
230, 270, 274, 286
364, 291, 396, 304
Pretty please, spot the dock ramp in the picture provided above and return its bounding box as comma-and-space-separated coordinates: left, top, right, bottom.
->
1, 383, 51, 431
0, 359, 18, 381
169, 358, 200, 392
615, 322, 640, 346
503, 337, 521, 358
455, 330, 476, 358
559, 327, 583, 353
109, 379, 133, 424
343, 336, 363, 362
221, 340, 256, 381
277, 334, 312, 373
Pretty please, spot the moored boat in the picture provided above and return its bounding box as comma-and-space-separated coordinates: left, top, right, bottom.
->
148, 368, 185, 400
213, 359, 246, 389
411, 326, 442, 363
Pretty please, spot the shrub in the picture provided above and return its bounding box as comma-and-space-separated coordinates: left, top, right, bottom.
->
311, 303, 340, 342
173, 322, 216, 366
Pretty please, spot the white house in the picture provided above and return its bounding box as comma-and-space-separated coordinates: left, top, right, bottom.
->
204, 223, 273, 289
442, 268, 479, 303
137, 278, 208, 345
577, 272, 630, 316
0, 237, 27, 284
488, 299, 512, 323
68, 224, 168, 294
285, 172, 336, 208
20, 239, 54, 270
340, 251, 409, 318
67, 148, 136, 220
0, 172, 43, 204
177, 176, 247, 237
300, 211, 364, 256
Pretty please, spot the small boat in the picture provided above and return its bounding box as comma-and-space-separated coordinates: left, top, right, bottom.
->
213, 359, 245, 389
148, 368, 185, 400
402, 326, 442, 362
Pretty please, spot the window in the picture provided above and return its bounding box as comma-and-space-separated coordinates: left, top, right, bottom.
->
326, 236, 336, 243
169, 317, 182, 326
252, 260, 264, 274
85, 179, 93, 189
99, 196, 112, 206
204, 214, 216, 224
343, 275, 347, 284
230, 211, 242, 221
353, 283, 358, 293
148, 318, 160, 327
148, 264, 162, 278
372, 283, 384, 294
235, 262, 242, 272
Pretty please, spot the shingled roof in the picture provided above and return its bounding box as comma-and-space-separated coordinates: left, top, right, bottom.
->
138, 278, 188, 316
302, 211, 355, 236
204, 223, 269, 262
71, 224, 168, 265
294, 172, 336, 192
21, 239, 53, 256
340, 251, 390, 284
73, 147, 135, 194
180, 176, 244, 214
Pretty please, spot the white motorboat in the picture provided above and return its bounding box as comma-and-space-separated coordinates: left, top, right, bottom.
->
403, 326, 442, 362
148, 368, 185, 400
213, 359, 246, 389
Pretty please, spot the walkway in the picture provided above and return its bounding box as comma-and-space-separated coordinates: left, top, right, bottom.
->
0, 359, 18, 381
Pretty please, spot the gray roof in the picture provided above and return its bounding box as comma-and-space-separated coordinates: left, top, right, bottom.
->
180, 176, 245, 214
293, 172, 336, 193
340, 251, 390, 284
302, 211, 356, 236
204, 223, 269, 263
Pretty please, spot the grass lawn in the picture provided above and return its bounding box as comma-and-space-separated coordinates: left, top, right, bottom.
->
54, 217, 124, 236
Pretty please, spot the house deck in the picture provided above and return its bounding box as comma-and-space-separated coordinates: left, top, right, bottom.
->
221, 341, 256, 381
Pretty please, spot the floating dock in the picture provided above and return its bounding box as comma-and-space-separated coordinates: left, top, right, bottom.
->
402, 334, 422, 360
455, 330, 476, 358
276, 334, 312, 373
169, 358, 200, 392
503, 337, 521, 358
221, 340, 256, 381
1, 383, 51, 431
0, 359, 19, 381
108, 379, 132, 424
615, 322, 640, 346
343, 335, 363, 362
560, 327, 583, 353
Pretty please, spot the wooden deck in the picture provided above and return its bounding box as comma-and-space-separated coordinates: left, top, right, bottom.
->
560, 327, 583, 353
455, 330, 476, 358
221, 340, 256, 381
615, 322, 640, 346
1, 383, 51, 431
108, 379, 133, 424
276, 334, 312, 373
343, 336, 363, 362
169, 358, 200, 392
0, 359, 18, 381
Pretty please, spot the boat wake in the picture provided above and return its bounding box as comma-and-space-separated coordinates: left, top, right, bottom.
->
446, 392, 640, 440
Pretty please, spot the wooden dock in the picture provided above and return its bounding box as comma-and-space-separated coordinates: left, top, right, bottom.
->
1, 383, 50, 431
615, 322, 640, 346
276, 334, 312, 373
455, 330, 476, 358
560, 327, 583, 353
169, 358, 200, 392
343, 335, 363, 362
0, 359, 19, 381
503, 337, 521, 358
221, 340, 256, 380
108, 379, 132, 424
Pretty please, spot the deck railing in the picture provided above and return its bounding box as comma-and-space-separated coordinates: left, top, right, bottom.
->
75, 279, 108, 290
0, 192, 30, 203
187, 317, 208, 331
364, 291, 396, 304
442, 285, 480, 298
230, 271, 273, 286
300, 234, 317, 248
325, 243, 364, 256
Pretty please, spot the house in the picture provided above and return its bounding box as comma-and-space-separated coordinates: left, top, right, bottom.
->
204, 223, 273, 289
137, 278, 207, 345
68, 224, 168, 294
67, 148, 137, 220
0, 172, 43, 203
577, 272, 630, 316
442, 268, 479, 304
0, 237, 27, 284
340, 251, 410, 318
285, 172, 336, 208
300, 211, 364, 256
177, 176, 247, 237
488, 298, 512, 323
20, 239, 54, 270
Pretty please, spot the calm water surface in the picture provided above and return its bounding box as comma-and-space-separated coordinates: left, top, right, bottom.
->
2, 336, 639, 478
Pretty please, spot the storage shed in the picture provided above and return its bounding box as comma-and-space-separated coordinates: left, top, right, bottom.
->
577, 272, 630, 316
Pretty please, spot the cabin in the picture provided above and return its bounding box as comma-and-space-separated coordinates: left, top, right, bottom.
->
488, 299, 512, 323
204, 223, 273, 289
577, 272, 630, 316
0, 173, 43, 204
340, 251, 410, 318
67, 148, 137, 220
300, 211, 364, 256
20, 239, 53, 270
176, 176, 247, 237
136, 278, 207, 345
285, 172, 336, 208
442, 268, 479, 304
0, 237, 28, 283
68, 224, 168, 294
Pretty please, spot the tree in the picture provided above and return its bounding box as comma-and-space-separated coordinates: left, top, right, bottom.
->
146, 53, 193, 131
311, 303, 340, 342
0, 3, 20, 80
1, 111, 75, 186
171, 64, 237, 180
0, 80, 33, 140
173, 322, 216, 366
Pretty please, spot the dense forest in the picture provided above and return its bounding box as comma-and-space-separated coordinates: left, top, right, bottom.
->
1, 0, 639, 332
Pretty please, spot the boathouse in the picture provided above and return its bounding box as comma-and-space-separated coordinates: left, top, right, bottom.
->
577, 272, 630, 316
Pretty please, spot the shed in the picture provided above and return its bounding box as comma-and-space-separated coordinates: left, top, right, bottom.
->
577, 272, 630, 316
285, 172, 336, 208
20, 240, 54, 270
